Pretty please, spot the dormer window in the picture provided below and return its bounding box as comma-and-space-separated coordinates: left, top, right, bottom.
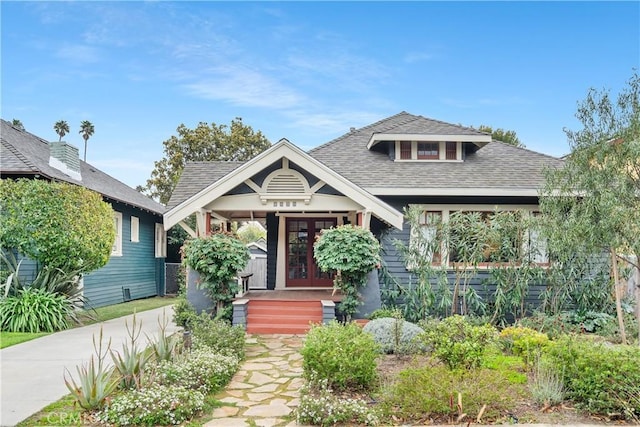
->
394, 141, 462, 162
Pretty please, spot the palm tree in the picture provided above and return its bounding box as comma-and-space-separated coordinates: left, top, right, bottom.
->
79, 120, 95, 162
11, 119, 25, 131
54, 120, 70, 142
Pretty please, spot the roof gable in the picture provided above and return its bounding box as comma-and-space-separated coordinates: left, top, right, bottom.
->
0, 119, 165, 215
164, 138, 404, 230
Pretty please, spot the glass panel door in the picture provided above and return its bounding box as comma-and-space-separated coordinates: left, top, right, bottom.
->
286, 218, 336, 287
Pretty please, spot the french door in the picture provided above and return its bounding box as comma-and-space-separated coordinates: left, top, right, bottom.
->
286, 218, 336, 287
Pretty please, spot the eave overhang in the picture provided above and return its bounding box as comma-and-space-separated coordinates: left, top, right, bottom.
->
367, 133, 492, 150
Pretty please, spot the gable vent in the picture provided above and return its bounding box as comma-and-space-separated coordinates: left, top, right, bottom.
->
266, 173, 306, 193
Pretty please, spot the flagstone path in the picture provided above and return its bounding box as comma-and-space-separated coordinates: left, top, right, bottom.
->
204, 334, 305, 427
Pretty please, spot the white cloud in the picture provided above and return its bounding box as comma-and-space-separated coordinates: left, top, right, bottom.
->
183, 65, 302, 109
56, 44, 101, 64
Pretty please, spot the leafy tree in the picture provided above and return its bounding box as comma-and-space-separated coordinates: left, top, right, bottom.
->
237, 222, 266, 244
314, 225, 381, 321
11, 119, 25, 131
145, 118, 271, 204
79, 120, 95, 162
477, 125, 524, 147
0, 179, 115, 274
540, 72, 640, 344
54, 120, 70, 142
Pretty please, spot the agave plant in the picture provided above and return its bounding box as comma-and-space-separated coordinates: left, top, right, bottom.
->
147, 309, 179, 362
64, 328, 120, 410
110, 313, 151, 389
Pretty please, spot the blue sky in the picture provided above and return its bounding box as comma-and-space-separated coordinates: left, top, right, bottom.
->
2, 1, 639, 189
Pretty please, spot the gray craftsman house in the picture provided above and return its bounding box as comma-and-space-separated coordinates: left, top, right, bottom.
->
165, 112, 563, 333
1, 119, 167, 307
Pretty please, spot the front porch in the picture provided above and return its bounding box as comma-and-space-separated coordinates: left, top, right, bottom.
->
233, 290, 343, 334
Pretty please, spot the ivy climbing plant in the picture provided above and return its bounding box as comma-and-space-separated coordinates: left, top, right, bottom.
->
314, 224, 381, 322
182, 232, 249, 317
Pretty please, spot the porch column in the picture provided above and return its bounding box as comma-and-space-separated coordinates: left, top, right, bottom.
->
275, 215, 286, 289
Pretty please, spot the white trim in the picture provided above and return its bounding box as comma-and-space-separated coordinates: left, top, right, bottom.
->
130, 216, 139, 242
164, 139, 404, 230
155, 223, 166, 258
369, 133, 491, 149
111, 211, 123, 256
276, 215, 286, 289
366, 187, 540, 197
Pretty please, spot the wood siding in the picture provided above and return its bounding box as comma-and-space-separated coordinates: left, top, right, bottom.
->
83, 203, 164, 308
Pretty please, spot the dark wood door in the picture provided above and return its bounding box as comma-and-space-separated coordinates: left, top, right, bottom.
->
286, 218, 336, 287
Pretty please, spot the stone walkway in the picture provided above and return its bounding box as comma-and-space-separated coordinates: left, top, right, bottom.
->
204, 334, 305, 427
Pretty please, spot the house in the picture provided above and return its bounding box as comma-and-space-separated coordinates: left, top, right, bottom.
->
0, 119, 167, 308
164, 112, 564, 333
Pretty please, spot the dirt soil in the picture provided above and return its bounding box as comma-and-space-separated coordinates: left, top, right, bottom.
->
374, 354, 633, 426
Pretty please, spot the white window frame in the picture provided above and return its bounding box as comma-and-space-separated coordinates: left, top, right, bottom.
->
155, 223, 166, 258
112, 211, 123, 256
130, 216, 139, 243
395, 141, 462, 162
408, 204, 549, 268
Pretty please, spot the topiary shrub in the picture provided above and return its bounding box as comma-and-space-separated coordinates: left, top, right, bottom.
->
0, 287, 70, 332
301, 321, 379, 391
190, 313, 245, 360
362, 317, 424, 354
420, 315, 498, 370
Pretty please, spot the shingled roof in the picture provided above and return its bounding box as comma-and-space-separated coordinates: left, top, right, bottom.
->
167, 161, 245, 209
1, 119, 165, 215
309, 111, 564, 192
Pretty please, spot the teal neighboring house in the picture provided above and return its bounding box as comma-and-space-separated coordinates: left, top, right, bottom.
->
0, 119, 167, 308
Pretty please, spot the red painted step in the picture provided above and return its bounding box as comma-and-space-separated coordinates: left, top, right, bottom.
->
246, 300, 323, 334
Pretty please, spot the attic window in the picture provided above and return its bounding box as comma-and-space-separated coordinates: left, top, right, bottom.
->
395, 141, 461, 162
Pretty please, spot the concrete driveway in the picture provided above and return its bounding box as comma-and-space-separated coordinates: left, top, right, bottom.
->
0, 305, 177, 427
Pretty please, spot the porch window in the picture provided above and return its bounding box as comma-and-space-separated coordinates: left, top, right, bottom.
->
417, 142, 439, 160
409, 211, 442, 266
112, 211, 123, 256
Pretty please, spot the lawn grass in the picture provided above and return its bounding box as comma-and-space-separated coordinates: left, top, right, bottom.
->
1, 296, 176, 349
16, 394, 83, 426
0, 331, 50, 349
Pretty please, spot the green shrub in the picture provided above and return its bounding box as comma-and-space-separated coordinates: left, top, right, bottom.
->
296, 377, 380, 426
362, 317, 424, 354
301, 321, 379, 391
482, 352, 527, 384
420, 315, 498, 370
172, 295, 197, 328
97, 384, 205, 426
500, 325, 549, 366
544, 335, 640, 418
367, 307, 403, 320
518, 311, 581, 339
190, 313, 245, 359
154, 348, 239, 394
381, 363, 523, 422
0, 287, 70, 332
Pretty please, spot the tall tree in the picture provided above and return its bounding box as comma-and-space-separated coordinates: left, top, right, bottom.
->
145, 117, 271, 204
477, 125, 524, 147
54, 120, 70, 142
540, 72, 640, 344
11, 119, 25, 131
79, 120, 95, 162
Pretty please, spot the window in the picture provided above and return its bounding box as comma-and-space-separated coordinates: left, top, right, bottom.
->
417, 142, 439, 159
112, 212, 123, 256
130, 216, 139, 242
409, 207, 549, 268
400, 141, 412, 159
409, 211, 442, 266
155, 223, 166, 258
446, 142, 457, 160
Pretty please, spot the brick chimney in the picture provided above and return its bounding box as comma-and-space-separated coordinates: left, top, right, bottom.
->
49, 141, 82, 181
